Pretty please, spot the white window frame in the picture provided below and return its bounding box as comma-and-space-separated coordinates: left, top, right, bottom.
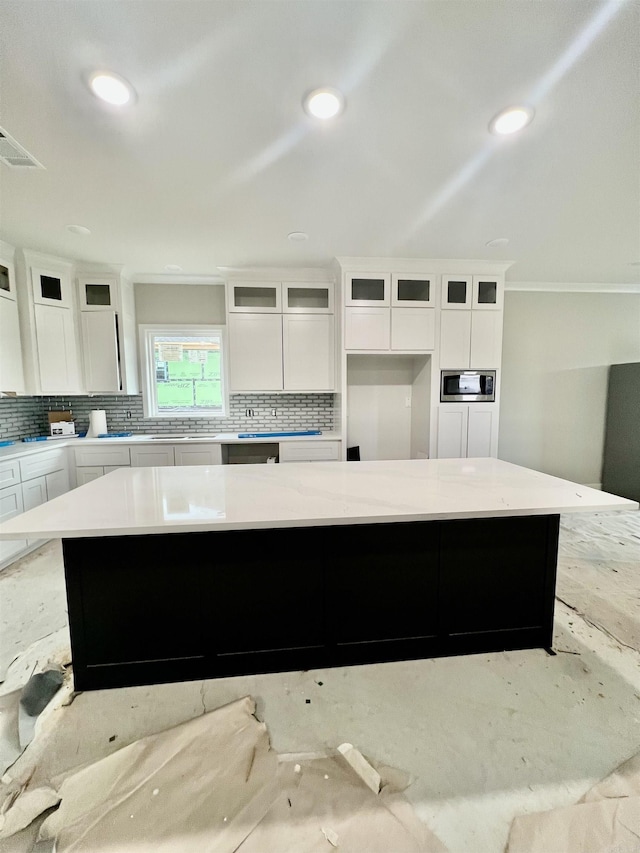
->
139, 324, 229, 418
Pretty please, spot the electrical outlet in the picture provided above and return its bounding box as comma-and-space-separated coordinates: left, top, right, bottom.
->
271, 409, 277, 417
126, 411, 132, 419
245, 408, 254, 417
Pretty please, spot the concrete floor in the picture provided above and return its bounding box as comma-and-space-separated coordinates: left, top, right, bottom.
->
1, 512, 639, 852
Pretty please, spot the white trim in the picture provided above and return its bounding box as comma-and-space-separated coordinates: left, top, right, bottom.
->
139, 324, 228, 418
219, 266, 334, 283
132, 274, 225, 286
336, 257, 514, 275
506, 281, 640, 293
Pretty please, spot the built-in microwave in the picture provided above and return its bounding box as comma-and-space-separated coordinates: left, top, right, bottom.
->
440, 370, 496, 402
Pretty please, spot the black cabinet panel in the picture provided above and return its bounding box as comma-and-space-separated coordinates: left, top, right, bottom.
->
64, 536, 204, 666
64, 516, 560, 691
328, 522, 439, 644
439, 516, 553, 635
204, 528, 325, 655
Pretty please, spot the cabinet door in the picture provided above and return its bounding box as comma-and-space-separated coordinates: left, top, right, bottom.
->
441, 276, 472, 309
130, 446, 175, 467
390, 307, 435, 351
437, 406, 468, 458
283, 314, 335, 390
76, 467, 105, 485
283, 282, 333, 313
228, 313, 283, 391
228, 282, 281, 313
78, 275, 118, 311
74, 446, 131, 467
81, 311, 122, 392
0, 484, 27, 565
391, 274, 435, 307
173, 445, 222, 466
440, 310, 471, 368
22, 476, 47, 511
31, 266, 73, 309
0, 295, 25, 394
472, 276, 503, 310
46, 467, 70, 500
34, 303, 82, 394
467, 405, 497, 457
345, 274, 390, 307
344, 307, 390, 350
470, 311, 503, 368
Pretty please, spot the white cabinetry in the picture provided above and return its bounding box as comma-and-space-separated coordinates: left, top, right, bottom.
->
437, 404, 498, 459
440, 274, 504, 369
226, 276, 335, 392
0, 242, 25, 395
77, 270, 138, 394
15, 250, 83, 395
173, 444, 222, 466
0, 447, 70, 570
129, 446, 175, 467
344, 272, 436, 352
279, 440, 341, 463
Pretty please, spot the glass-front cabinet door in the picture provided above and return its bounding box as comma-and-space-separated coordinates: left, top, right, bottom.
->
472, 276, 503, 310
391, 273, 435, 307
0, 259, 14, 301
78, 275, 118, 311
31, 267, 73, 309
441, 276, 472, 309
228, 282, 282, 313
345, 273, 390, 307
283, 282, 333, 313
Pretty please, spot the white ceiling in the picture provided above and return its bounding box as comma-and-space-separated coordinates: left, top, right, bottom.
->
0, 0, 638, 284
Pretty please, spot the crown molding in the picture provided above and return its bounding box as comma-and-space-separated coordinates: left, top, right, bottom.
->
506, 281, 640, 293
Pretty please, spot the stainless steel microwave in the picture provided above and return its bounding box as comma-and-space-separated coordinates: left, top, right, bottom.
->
440, 370, 496, 402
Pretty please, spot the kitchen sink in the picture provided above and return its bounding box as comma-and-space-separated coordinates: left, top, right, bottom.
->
148, 435, 190, 440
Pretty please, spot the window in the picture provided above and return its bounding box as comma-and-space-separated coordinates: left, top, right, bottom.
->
140, 325, 228, 418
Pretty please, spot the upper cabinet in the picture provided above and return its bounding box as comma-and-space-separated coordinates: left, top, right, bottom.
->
225, 272, 336, 393
76, 269, 138, 394
440, 274, 504, 368
0, 241, 25, 395
342, 268, 436, 352
15, 249, 83, 395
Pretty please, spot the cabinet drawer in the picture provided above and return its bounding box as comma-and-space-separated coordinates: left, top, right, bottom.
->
130, 446, 175, 467
0, 459, 21, 489
74, 446, 131, 467
20, 448, 67, 482
279, 441, 340, 463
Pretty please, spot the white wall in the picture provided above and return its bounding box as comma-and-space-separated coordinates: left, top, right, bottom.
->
499, 291, 640, 485
134, 283, 226, 325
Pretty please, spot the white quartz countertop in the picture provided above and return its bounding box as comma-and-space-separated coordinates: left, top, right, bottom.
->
0, 458, 636, 540
0, 432, 341, 462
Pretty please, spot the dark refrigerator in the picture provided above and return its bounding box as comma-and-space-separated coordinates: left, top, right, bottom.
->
602, 362, 640, 501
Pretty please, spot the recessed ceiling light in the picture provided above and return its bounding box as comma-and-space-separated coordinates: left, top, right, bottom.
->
303, 88, 345, 120
89, 71, 135, 106
489, 106, 534, 135
164, 264, 183, 272
287, 231, 309, 242
66, 224, 91, 236
485, 237, 509, 248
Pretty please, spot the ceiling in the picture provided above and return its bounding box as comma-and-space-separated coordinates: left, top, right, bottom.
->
0, 0, 638, 284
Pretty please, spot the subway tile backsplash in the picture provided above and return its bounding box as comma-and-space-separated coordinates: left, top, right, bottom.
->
0, 394, 336, 441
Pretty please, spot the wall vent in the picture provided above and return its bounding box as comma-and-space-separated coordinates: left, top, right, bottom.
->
0, 126, 44, 169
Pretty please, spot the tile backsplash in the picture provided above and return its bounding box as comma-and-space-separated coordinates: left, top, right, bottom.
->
0, 394, 336, 441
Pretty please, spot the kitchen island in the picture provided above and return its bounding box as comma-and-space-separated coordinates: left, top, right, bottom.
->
0, 458, 636, 691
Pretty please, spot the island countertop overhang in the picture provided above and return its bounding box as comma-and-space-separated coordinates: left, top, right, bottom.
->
0, 458, 636, 541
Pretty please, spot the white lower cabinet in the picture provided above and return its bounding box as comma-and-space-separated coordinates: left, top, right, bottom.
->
0, 447, 70, 569
173, 445, 222, 466
437, 404, 498, 459
0, 484, 27, 566
129, 446, 175, 467
279, 440, 341, 463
